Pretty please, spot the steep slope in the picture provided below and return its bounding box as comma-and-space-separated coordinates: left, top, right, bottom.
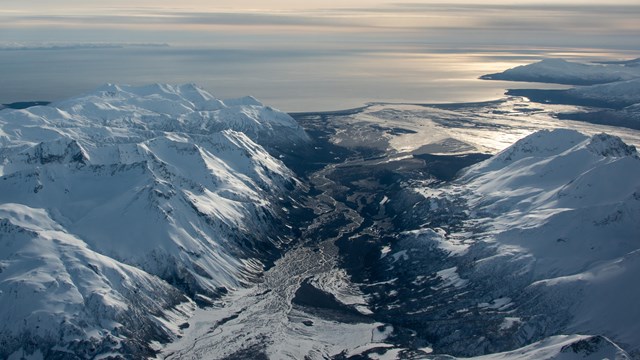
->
566, 78, 640, 108
345, 335, 631, 359
466, 335, 630, 360
559, 102, 640, 131
487, 59, 640, 128
0, 83, 308, 152
463, 130, 640, 352
0, 84, 308, 358
460, 130, 640, 353
0, 204, 194, 359
481, 58, 640, 85
457, 130, 640, 294
372, 129, 639, 357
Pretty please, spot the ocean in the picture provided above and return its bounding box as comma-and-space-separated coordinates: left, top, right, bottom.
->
0, 45, 636, 112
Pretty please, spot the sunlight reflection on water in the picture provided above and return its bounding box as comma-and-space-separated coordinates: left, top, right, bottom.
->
0, 45, 636, 112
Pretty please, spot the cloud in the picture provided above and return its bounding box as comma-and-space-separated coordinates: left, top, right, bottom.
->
0, 42, 169, 51
1, 3, 639, 51
3, 3, 640, 31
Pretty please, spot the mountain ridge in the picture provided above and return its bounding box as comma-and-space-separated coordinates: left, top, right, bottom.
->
388, 129, 640, 356
0, 84, 309, 358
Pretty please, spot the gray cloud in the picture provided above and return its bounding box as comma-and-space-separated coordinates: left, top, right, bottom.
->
3, 3, 639, 33
1, 11, 365, 29
1, 4, 639, 51
0, 42, 168, 51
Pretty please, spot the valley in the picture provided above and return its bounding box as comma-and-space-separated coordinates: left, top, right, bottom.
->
160, 96, 640, 359
1, 80, 639, 359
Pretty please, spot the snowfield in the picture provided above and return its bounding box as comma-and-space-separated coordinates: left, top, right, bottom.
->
0, 84, 308, 358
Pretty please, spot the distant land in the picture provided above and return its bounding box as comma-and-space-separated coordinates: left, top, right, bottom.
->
2, 101, 51, 109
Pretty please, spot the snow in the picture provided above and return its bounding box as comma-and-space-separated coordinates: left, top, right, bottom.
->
389, 250, 409, 263
346, 343, 395, 358
500, 317, 522, 331
367, 348, 405, 360
461, 128, 640, 277
412, 129, 640, 355
477, 297, 512, 310
464, 335, 630, 360
402, 228, 470, 256
309, 267, 372, 312
0, 203, 194, 358
380, 245, 392, 259
433, 267, 469, 290
482, 58, 640, 117
481, 58, 640, 85
320, 99, 640, 160
343, 335, 630, 360
3, 80, 639, 359
159, 240, 389, 360
0, 84, 309, 358
568, 78, 640, 107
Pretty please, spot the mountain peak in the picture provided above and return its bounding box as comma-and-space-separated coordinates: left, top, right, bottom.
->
538, 58, 570, 65
32, 138, 89, 165
587, 133, 637, 158
223, 95, 264, 107
0, 84, 307, 358
480, 57, 640, 85
492, 129, 587, 164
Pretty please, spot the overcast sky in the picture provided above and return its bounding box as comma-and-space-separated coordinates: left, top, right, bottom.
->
3, 0, 640, 11
3, 0, 638, 27
2, 1, 639, 49
3, 1, 637, 56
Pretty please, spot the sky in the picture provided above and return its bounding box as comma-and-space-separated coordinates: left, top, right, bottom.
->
2, 1, 639, 48
1, 1, 639, 110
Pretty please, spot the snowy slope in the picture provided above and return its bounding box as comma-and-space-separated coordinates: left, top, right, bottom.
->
397, 129, 640, 356
0, 84, 307, 358
0, 83, 308, 152
559, 102, 640, 131
0, 204, 194, 359
349, 335, 631, 359
566, 78, 640, 108
484, 58, 640, 128
481, 58, 640, 85
458, 129, 640, 284
465, 335, 630, 360
463, 130, 640, 352
481, 58, 640, 109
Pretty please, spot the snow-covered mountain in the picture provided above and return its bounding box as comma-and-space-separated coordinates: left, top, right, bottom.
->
3, 82, 638, 359
0, 204, 194, 359
559, 102, 640, 131
465, 335, 630, 360
481, 58, 640, 85
346, 335, 631, 359
483, 58, 640, 128
566, 78, 640, 108
388, 129, 640, 357
461, 130, 640, 352
0, 84, 308, 358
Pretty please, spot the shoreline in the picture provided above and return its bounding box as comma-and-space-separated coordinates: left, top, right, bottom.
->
0, 95, 536, 116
